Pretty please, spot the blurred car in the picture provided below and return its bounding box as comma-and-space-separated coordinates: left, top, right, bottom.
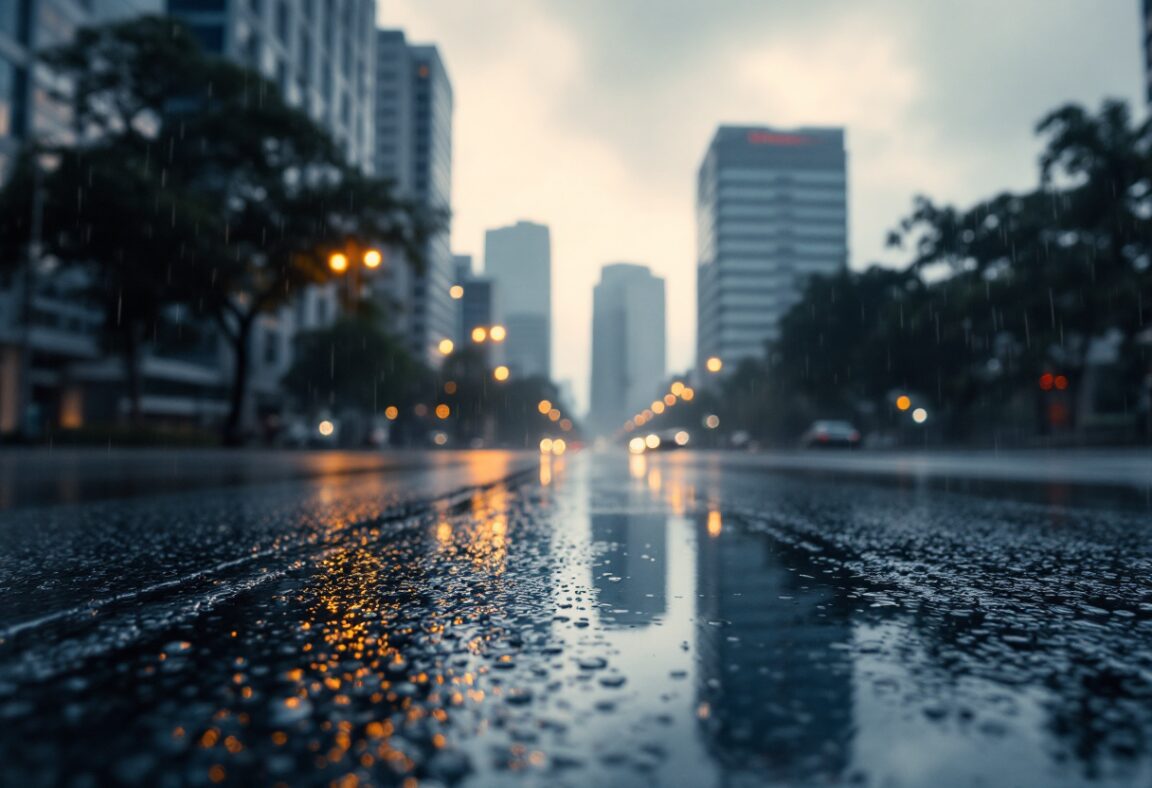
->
799, 420, 861, 449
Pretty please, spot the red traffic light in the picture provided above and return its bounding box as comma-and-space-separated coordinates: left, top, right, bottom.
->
1039, 373, 1054, 391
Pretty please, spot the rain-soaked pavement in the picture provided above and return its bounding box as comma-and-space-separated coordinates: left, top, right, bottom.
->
2, 448, 1152, 787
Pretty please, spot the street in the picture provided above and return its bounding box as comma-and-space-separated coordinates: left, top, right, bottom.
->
1, 448, 1151, 786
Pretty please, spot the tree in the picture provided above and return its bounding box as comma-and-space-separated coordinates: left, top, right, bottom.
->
281, 315, 428, 417
1, 16, 443, 443
0, 136, 212, 424
891, 100, 1152, 434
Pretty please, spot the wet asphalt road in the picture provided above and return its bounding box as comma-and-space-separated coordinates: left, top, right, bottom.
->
1, 449, 1151, 787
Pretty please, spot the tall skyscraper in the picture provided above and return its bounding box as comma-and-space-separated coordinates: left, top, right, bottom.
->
696, 126, 847, 378
162, 0, 378, 420
590, 263, 666, 436
483, 220, 551, 379
1144, 0, 1152, 103
374, 30, 454, 364
168, 0, 377, 172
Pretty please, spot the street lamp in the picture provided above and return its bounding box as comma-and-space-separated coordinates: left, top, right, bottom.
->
493, 365, 510, 382
705, 356, 723, 374
489, 325, 507, 343
438, 338, 455, 356
328, 247, 383, 314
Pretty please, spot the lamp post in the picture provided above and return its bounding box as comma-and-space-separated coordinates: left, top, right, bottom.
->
328, 246, 383, 316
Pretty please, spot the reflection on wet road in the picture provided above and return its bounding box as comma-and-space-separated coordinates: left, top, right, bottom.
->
2, 450, 1151, 786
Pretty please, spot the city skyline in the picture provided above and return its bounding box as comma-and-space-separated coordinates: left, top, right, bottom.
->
380, 0, 1141, 414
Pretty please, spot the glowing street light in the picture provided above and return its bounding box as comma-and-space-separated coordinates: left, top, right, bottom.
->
896, 395, 912, 411
384, 406, 399, 420
328, 252, 349, 273
705, 356, 723, 374
645, 433, 661, 450
493, 365, 510, 382
537, 399, 552, 415
704, 414, 720, 429
471, 326, 488, 343
435, 404, 451, 419
912, 407, 928, 424
651, 401, 665, 415
318, 419, 335, 436
449, 284, 464, 299
539, 437, 554, 454
674, 430, 690, 446
628, 437, 646, 454
670, 381, 685, 396
489, 325, 507, 342
363, 249, 382, 268
437, 338, 455, 355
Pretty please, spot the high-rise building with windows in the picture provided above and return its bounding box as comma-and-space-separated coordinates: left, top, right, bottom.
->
160, 0, 378, 422
166, 0, 377, 171
483, 220, 551, 379
373, 30, 454, 364
1143, 0, 1152, 103
590, 263, 666, 436
695, 126, 847, 379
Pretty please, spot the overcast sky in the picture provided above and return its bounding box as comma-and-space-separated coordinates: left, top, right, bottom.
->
377, 1, 1142, 414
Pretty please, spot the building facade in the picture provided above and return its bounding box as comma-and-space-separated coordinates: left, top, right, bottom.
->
695, 126, 847, 379
590, 263, 666, 436
1, 0, 378, 435
483, 220, 551, 379
374, 30, 454, 365
1144, 0, 1152, 104
168, 0, 376, 171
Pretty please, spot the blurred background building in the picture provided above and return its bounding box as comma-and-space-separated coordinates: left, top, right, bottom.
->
451, 254, 493, 346
1144, 0, 1152, 103
590, 263, 666, 436
483, 220, 552, 379
374, 31, 454, 365
695, 126, 847, 380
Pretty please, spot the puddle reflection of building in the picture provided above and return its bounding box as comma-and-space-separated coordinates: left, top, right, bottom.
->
694, 508, 854, 782
590, 501, 667, 627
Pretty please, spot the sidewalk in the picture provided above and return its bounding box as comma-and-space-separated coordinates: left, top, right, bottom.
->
684, 448, 1152, 490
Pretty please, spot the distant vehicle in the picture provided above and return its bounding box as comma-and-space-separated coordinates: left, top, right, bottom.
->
799, 420, 861, 449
